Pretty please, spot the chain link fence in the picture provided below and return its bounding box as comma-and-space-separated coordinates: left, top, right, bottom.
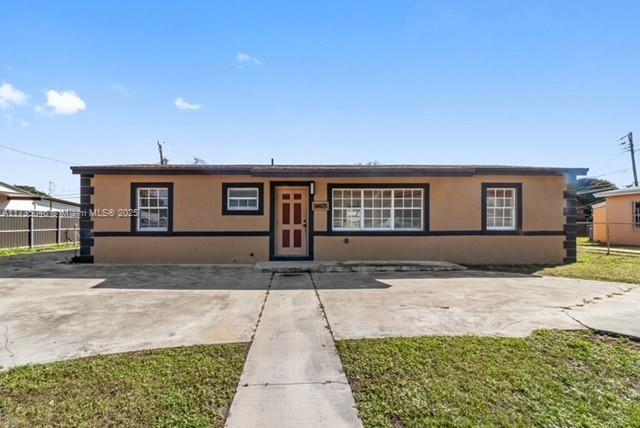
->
581, 221, 640, 256
0, 210, 79, 250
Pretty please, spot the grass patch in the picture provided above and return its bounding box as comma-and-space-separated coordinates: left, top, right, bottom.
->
0, 344, 247, 427
337, 330, 640, 427
471, 251, 640, 284
0, 244, 78, 258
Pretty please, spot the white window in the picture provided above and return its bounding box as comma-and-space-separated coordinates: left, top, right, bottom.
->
634, 201, 640, 229
332, 188, 423, 231
137, 187, 169, 231
227, 188, 259, 211
486, 188, 516, 231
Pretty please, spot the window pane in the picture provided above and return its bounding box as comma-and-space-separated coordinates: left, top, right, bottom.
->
332, 188, 421, 230
229, 189, 258, 198
486, 187, 516, 230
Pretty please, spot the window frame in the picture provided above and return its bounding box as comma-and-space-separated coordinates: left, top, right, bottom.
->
130, 183, 173, 234
481, 183, 523, 234
634, 201, 640, 229
327, 183, 429, 234
222, 183, 264, 215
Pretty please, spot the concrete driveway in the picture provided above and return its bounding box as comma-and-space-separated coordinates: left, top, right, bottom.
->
313, 271, 640, 339
1, 251, 638, 372
0, 251, 270, 370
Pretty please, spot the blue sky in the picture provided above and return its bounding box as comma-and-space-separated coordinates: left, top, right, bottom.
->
1, 1, 639, 202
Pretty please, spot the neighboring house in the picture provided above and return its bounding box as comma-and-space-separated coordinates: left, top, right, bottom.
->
592, 187, 640, 246
71, 164, 587, 265
0, 181, 80, 212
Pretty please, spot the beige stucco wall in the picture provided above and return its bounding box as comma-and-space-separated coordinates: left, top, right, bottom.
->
597, 194, 640, 246
92, 175, 270, 232
89, 173, 568, 264
315, 235, 564, 264
592, 204, 608, 242
94, 236, 268, 264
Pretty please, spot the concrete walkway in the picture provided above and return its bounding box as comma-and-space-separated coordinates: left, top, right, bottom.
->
225, 273, 362, 428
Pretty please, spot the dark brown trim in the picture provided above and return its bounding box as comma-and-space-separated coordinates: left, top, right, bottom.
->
563, 174, 578, 264
269, 181, 315, 261
77, 174, 94, 263
71, 165, 589, 177
314, 230, 564, 237
94, 231, 269, 237
325, 183, 430, 236
221, 183, 264, 215
130, 182, 174, 234
481, 183, 523, 235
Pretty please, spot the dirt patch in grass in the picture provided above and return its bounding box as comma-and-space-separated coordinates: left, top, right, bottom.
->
0, 343, 248, 427
338, 330, 640, 427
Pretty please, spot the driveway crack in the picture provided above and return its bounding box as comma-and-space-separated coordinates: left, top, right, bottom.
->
562, 310, 592, 330
3, 326, 16, 367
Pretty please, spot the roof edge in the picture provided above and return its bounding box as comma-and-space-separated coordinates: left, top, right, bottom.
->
70, 164, 589, 177
595, 187, 640, 198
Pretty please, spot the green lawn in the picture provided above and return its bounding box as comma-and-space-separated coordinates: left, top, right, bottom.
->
0, 243, 78, 258
471, 251, 640, 285
0, 344, 247, 428
337, 330, 640, 427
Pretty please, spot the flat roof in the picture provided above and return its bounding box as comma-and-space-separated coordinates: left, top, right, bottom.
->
595, 186, 640, 198
71, 164, 588, 177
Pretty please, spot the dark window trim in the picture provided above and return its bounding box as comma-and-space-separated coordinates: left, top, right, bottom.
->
269, 181, 315, 261
326, 183, 430, 235
633, 200, 640, 229
481, 183, 523, 235
95, 230, 269, 237
222, 183, 264, 215
130, 182, 174, 234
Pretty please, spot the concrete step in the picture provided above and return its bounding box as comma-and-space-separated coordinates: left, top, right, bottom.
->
254, 260, 466, 273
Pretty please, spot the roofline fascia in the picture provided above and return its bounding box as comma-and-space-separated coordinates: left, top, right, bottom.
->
70, 166, 589, 177
7, 195, 80, 207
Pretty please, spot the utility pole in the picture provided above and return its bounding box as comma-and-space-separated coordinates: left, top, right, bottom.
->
157, 141, 168, 165
48, 181, 55, 210
621, 132, 639, 186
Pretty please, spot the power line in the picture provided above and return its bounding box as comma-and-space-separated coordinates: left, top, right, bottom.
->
586, 169, 628, 178
0, 143, 73, 165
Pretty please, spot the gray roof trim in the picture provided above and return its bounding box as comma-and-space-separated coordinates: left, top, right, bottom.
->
71, 164, 589, 177
595, 186, 640, 198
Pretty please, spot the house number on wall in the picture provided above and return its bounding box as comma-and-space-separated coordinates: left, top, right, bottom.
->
312, 201, 329, 210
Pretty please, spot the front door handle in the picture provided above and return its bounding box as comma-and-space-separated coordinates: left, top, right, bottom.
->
303, 219, 307, 228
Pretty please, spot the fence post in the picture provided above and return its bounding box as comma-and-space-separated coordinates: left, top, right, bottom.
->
56, 212, 61, 245
606, 223, 610, 255
28, 213, 34, 248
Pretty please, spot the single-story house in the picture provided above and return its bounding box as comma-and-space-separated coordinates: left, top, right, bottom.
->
70, 164, 587, 265
0, 181, 80, 212
592, 186, 640, 246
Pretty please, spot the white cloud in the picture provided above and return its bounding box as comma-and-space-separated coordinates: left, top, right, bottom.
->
0, 83, 28, 108
174, 97, 202, 111
20, 120, 29, 127
43, 90, 86, 115
236, 52, 262, 66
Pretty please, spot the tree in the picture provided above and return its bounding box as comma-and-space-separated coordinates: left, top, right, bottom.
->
13, 185, 47, 196
193, 157, 206, 165
576, 178, 617, 220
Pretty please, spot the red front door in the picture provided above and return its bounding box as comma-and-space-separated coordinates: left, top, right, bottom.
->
276, 187, 308, 257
